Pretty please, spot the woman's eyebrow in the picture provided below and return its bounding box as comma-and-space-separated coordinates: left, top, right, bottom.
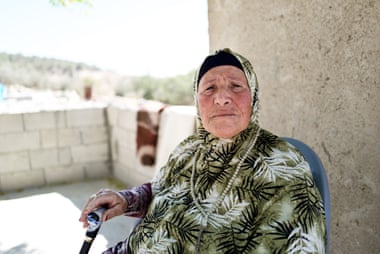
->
200, 77, 217, 84
227, 75, 246, 82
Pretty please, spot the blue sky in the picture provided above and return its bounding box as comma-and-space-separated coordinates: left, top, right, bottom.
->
0, 0, 209, 77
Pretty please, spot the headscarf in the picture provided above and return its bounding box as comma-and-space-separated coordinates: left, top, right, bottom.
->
193, 48, 260, 135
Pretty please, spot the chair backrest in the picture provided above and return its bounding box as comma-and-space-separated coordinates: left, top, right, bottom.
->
282, 137, 330, 253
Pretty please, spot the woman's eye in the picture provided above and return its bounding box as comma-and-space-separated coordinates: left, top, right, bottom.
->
232, 83, 243, 90
203, 86, 214, 93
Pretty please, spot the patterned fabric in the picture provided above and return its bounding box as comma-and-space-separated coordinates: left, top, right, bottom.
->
104, 49, 326, 253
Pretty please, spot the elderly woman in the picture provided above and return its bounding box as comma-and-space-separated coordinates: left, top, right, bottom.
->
80, 48, 326, 253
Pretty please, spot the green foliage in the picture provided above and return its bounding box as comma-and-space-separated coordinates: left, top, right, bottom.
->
127, 72, 195, 105
82, 76, 95, 87
49, 0, 92, 7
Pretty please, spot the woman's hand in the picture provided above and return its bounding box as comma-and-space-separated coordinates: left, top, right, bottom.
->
79, 188, 128, 228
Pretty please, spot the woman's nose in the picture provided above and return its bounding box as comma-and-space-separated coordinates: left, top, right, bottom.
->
214, 88, 231, 105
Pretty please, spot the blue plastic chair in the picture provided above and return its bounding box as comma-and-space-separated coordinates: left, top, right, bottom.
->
282, 137, 330, 253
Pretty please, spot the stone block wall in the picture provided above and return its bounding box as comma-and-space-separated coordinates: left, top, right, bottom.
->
0, 101, 197, 192
0, 105, 110, 192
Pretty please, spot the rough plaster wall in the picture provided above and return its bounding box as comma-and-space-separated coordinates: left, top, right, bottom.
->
208, 0, 379, 253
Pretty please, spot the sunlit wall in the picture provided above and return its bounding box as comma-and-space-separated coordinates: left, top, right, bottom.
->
208, 0, 379, 253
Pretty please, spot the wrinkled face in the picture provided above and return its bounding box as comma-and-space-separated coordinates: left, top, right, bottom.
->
197, 65, 252, 139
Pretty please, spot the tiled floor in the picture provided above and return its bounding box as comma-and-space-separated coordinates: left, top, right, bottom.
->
0, 179, 140, 254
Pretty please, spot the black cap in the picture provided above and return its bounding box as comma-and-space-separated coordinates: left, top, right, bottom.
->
197, 50, 244, 84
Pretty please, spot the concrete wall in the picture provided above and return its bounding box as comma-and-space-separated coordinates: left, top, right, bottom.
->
0, 104, 110, 192
207, 0, 379, 253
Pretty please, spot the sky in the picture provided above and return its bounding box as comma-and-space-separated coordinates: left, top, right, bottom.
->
0, 0, 209, 77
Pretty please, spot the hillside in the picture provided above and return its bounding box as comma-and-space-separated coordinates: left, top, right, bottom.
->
0, 52, 131, 99
0, 53, 194, 105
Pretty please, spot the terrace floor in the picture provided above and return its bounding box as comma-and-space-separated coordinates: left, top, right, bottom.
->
0, 179, 140, 254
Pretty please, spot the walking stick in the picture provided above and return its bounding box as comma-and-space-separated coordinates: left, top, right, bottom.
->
79, 207, 106, 254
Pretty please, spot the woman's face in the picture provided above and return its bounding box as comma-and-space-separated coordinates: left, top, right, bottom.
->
197, 65, 252, 139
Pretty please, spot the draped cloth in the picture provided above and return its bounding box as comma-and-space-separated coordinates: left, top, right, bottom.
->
136, 101, 165, 167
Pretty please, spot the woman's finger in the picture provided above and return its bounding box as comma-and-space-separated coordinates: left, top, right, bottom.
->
79, 190, 127, 227
79, 191, 113, 225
